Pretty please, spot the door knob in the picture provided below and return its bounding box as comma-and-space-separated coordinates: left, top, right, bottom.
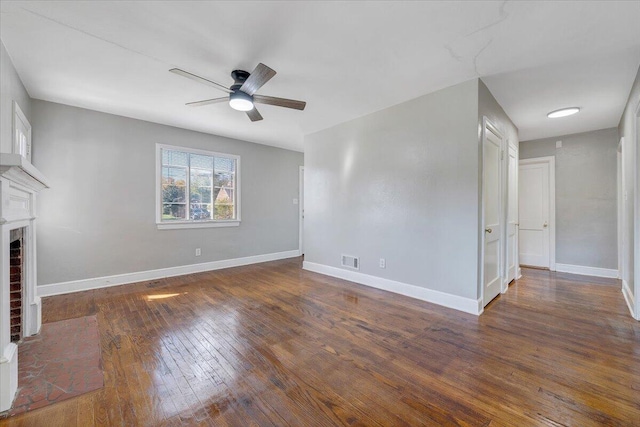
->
485, 228, 492, 233
543, 222, 548, 228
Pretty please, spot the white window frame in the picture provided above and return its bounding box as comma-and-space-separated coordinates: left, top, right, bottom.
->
13, 101, 32, 162
156, 143, 241, 230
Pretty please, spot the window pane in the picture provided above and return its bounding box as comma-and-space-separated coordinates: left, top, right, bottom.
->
162, 185, 186, 203
191, 185, 211, 204
162, 150, 188, 167
162, 166, 187, 183
214, 200, 234, 220
190, 153, 213, 170
162, 203, 186, 220
190, 169, 212, 187
190, 203, 211, 220
162, 167, 187, 204
215, 157, 235, 173
214, 172, 233, 188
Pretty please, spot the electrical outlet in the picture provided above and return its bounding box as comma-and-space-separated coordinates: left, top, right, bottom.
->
195, 248, 201, 257
556, 140, 562, 148
379, 258, 386, 269
293, 198, 299, 205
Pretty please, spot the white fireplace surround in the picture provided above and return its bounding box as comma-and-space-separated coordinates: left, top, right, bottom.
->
0, 153, 49, 412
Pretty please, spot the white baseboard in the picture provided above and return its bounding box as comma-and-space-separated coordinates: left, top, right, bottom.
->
555, 263, 619, 279
621, 279, 637, 319
303, 261, 482, 315
38, 250, 300, 297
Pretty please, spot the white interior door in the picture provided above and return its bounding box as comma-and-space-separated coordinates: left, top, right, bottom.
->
519, 160, 551, 268
483, 124, 503, 307
506, 143, 518, 282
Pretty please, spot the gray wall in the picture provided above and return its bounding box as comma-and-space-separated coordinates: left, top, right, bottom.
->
32, 100, 303, 285
304, 79, 480, 300
1, 41, 32, 155
478, 80, 519, 151
520, 128, 619, 269
617, 64, 639, 311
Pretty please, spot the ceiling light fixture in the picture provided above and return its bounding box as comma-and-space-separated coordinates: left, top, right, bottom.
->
229, 90, 254, 111
547, 107, 580, 119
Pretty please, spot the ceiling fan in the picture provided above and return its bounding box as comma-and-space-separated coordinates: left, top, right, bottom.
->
169, 63, 306, 122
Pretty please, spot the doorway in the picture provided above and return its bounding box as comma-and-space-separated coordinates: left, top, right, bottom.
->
518, 157, 555, 270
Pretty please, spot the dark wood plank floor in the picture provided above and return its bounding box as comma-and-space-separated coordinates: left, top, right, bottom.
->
1, 258, 638, 426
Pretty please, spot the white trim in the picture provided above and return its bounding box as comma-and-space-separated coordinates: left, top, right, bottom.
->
303, 261, 483, 315
634, 99, 640, 321
155, 143, 241, 226
299, 166, 304, 255
38, 250, 300, 298
555, 263, 619, 279
621, 279, 636, 320
519, 156, 556, 271
157, 220, 240, 230
12, 101, 31, 162
0, 342, 18, 412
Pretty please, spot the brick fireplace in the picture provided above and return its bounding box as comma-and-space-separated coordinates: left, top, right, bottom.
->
9, 229, 24, 344
0, 154, 49, 412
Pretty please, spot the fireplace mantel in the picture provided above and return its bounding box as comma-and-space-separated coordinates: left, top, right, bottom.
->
0, 154, 49, 194
0, 153, 49, 412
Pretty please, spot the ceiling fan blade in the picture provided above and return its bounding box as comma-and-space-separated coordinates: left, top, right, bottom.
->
253, 95, 306, 111
169, 68, 231, 94
240, 63, 276, 95
246, 107, 263, 122
185, 97, 228, 107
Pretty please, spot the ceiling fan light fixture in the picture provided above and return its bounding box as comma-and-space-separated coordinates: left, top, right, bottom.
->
547, 107, 580, 119
229, 91, 254, 111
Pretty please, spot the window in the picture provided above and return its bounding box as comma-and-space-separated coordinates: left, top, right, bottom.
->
13, 101, 32, 162
156, 144, 240, 229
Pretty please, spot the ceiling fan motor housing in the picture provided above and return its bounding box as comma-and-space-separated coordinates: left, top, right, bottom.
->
231, 69, 250, 86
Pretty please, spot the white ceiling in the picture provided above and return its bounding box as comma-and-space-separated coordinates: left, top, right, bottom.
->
1, 1, 639, 151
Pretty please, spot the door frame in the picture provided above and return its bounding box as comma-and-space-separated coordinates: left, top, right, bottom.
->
479, 117, 506, 308
299, 165, 304, 256
505, 140, 520, 287
634, 99, 640, 320
519, 156, 556, 271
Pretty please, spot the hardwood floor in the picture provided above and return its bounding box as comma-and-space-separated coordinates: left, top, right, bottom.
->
1, 259, 638, 426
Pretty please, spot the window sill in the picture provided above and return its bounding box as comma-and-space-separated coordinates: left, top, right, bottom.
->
157, 220, 240, 230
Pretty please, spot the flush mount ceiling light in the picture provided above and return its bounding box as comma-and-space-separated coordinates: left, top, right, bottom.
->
547, 107, 580, 119
229, 90, 254, 111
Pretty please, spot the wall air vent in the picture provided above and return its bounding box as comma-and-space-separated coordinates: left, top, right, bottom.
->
341, 254, 359, 270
